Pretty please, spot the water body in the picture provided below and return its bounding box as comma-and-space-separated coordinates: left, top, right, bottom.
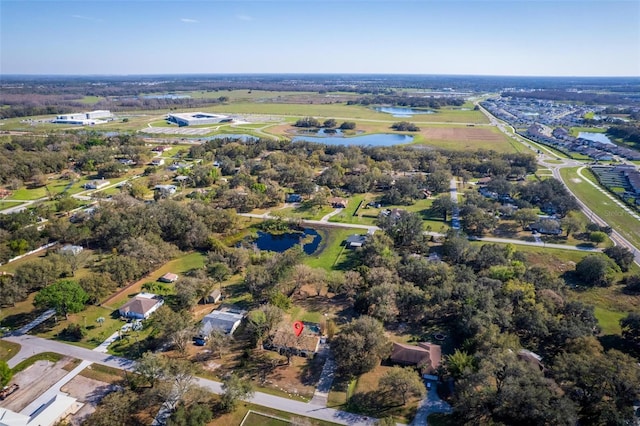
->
297, 128, 345, 136
254, 229, 322, 255
143, 94, 191, 100
578, 132, 614, 145
374, 106, 435, 117
292, 133, 413, 147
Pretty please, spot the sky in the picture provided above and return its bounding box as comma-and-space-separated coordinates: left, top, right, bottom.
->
1, 0, 639, 77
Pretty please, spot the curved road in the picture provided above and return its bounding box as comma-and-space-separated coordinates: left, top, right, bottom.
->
478, 104, 640, 267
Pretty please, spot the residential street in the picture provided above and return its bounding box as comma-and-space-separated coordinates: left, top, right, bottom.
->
3, 334, 379, 426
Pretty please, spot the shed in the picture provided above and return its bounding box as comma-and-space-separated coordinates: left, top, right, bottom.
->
328, 197, 348, 208
201, 289, 221, 304
159, 273, 178, 283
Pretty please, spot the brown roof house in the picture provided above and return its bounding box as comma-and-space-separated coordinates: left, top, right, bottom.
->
389, 342, 442, 375
118, 293, 164, 320
265, 322, 321, 359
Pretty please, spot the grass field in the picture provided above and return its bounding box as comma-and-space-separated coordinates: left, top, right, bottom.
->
0, 340, 20, 362
305, 227, 362, 270
570, 126, 606, 137
0, 201, 26, 211
560, 167, 640, 249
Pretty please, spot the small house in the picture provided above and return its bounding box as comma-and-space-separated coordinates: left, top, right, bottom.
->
154, 185, 177, 195
159, 273, 178, 283
328, 197, 348, 208
199, 307, 247, 337
346, 234, 368, 248
389, 342, 442, 375
151, 158, 165, 166
59, 244, 83, 256
118, 293, 164, 320
265, 322, 321, 359
285, 193, 302, 203
83, 179, 111, 190
201, 289, 221, 304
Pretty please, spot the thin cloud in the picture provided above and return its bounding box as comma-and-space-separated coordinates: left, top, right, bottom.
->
236, 14, 253, 21
71, 15, 102, 22
180, 18, 199, 23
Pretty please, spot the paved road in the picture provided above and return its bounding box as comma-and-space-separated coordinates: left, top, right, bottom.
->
449, 178, 460, 231
479, 105, 640, 267
410, 380, 451, 426
3, 335, 379, 426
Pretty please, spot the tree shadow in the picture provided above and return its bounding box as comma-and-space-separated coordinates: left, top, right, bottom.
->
297, 353, 325, 386
0, 309, 46, 329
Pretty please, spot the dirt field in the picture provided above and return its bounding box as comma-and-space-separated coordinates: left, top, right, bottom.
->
0, 358, 72, 412
61, 375, 116, 426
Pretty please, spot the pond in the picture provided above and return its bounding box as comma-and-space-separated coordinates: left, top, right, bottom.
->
373, 106, 435, 117
292, 133, 413, 147
577, 132, 614, 145
253, 228, 322, 255
143, 94, 191, 100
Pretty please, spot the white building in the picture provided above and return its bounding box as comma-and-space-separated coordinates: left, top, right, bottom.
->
53, 110, 112, 125
166, 112, 230, 127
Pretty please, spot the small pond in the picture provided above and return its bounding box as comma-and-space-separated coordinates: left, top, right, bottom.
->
143, 94, 191, 100
253, 228, 321, 255
292, 133, 413, 147
577, 132, 613, 145
374, 106, 435, 117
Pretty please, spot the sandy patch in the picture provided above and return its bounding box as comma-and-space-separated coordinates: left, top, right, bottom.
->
571, 178, 582, 183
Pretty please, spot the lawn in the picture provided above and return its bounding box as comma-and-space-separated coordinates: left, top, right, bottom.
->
344, 364, 421, 424
209, 402, 342, 426
560, 167, 640, 249
274, 205, 335, 221
0, 340, 20, 362
305, 227, 363, 270
0, 201, 26, 211
240, 412, 289, 426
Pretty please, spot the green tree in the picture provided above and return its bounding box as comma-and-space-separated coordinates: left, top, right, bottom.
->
445, 349, 475, 379
588, 231, 607, 246
331, 316, 391, 378
513, 208, 539, 230
167, 403, 213, 426
620, 312, 640, 349
34, 279, 89, 319
221, 373, 254, 412
603, 245, 635, 272
0, 360, 13, 386
430, 196, 454, 222
379, 366, 426, 406
575, 254, 619, 287
134, 351, 166, 388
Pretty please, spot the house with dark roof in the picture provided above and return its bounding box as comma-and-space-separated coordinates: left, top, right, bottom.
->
389, 342, 442, 375
328, 197, 348, 208
346, 234, 368, 248
118, 293, 164, 319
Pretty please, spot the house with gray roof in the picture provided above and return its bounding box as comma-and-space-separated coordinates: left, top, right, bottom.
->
199, 307, 247, 337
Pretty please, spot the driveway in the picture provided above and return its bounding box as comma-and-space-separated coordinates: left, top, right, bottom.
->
410, 380, 452, 426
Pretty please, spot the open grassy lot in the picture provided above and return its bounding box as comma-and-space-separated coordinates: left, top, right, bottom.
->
205, 102, 489, 124
209, 402, 342, 426
305, 227, 362, 271
274, 204, 335, 221
0, 340, 20, 362
0, 201, 26, 211
560, 167, 640, 249
570, 126, 606, 137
